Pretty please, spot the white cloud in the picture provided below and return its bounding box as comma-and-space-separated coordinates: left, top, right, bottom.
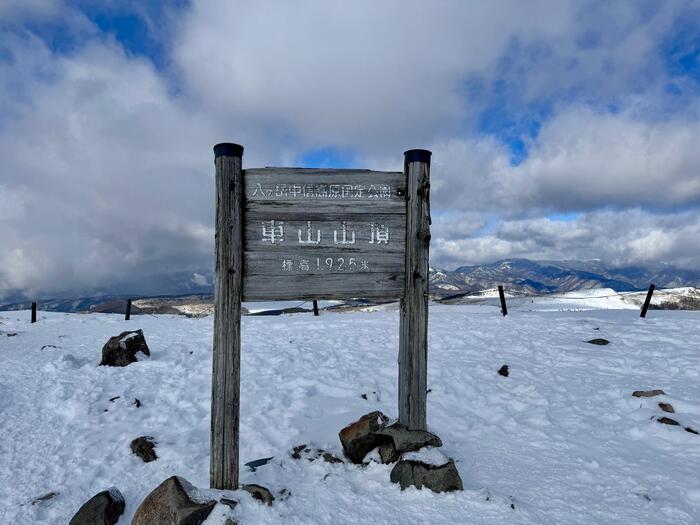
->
430, 210, 700, 270
0, 37, 221, 299
425, 103, 700, 216
2, 1, 700, 299
173, 0, 580, 154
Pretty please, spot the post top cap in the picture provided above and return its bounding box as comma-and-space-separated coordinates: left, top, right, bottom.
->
404, 149, 432, 163
214, 143, 244, 158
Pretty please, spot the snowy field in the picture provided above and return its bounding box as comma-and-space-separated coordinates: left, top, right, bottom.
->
2, 303, 700, 524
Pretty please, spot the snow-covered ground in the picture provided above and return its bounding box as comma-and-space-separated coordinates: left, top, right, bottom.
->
2, 304, 700, 524
452, 287, 700, 312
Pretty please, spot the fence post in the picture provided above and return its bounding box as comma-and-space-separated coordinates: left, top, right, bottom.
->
312, 300, 319, 316
211, 142, 244, 490
31, 302, 37, 323
640, 283, 655, 318
125, 299, 132, 321
399, 149, 431, 431
498, 285, 508, 316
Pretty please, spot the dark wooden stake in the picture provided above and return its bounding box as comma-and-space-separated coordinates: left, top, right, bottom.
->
312, 300, 319, 316
211, 142, 244, 490
640, 283, 655, 318
31, 302, 37, 323
498, 285, 508, 316
399, 149, 431, 431
125, 298, 132, 321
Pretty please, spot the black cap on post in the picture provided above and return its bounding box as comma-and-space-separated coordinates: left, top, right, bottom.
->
404, 149, 432, 164
214, 143, 244, 159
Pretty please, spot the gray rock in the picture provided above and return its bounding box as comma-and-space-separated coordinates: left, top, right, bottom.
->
657, 416, 679, 426
658, 402, 675, 413
632, 389, 665, 397
132, 476, 216, 525
100, 329, 150, 366
378, 442, 400, 464
390, 459, 463, 493
338, 411, 390, 463
30, 491, 58, 506
68, 488, 124, 525
245, 456, 274, 471
375, 423, 442, 464
131, 436, 157, 462
241, 484, 274, 506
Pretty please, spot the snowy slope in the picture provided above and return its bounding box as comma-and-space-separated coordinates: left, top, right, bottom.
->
1, 306, 700, 524
443, 287, 700, 313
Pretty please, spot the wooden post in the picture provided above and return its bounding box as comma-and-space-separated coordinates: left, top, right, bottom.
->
211, 142, 244, 490
640, 283, 655, 318
125, 298, 132, 321
312, 300, 319, 316
31, 302, 37, 323
399, 149, 431, 431
498, 285, 508, 316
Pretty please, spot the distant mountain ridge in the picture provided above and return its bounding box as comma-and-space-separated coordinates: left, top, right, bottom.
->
3, 259, 700, 312
429, 259, 700, 296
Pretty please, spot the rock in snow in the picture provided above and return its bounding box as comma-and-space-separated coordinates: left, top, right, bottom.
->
68, 488, 124, 525
99, 329, 150, 367
31, 491, 59, 505
131, 476, 216, 525
657, 416, 680, 426
339, 411, 390, 463
375, 423, 443, 463
130, 436, 158, 462
390, 458, 463, 493
498, 365, 509, 377
291, 444, 343, 464
632, 389, 666, 398
241, 484, 275, 506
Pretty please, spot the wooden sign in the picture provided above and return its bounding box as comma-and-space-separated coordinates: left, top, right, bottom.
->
243, 168, 407, 301
210, 143, 431, 490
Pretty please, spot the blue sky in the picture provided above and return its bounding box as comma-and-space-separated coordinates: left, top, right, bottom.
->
2, 1, 700, 299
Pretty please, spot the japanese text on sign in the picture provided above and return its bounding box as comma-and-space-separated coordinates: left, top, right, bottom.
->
250, 183, 392, 200
261, 220, 390, 245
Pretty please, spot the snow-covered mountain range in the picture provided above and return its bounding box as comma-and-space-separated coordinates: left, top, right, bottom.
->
429, 258, 700, 296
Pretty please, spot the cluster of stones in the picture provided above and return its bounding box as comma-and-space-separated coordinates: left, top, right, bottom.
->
69, 331, 460, 523
338, 411, 463, 493
633, 389, 699, 435
68, 476, 278, 524
69, 329, 281, 523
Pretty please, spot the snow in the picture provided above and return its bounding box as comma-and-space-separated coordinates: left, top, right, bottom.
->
243, 300, 341, 314
119, 331, 139, 343
402, 447, 450, 466
106, 486, 124, 503
455, 287, 700, 312
2, 305, 700, 524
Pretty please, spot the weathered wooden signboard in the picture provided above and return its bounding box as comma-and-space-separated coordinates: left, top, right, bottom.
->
243, 168, 407, 300
211, 143, 431, 490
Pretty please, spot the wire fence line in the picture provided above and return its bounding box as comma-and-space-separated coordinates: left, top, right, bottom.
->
437, 287, 699, 312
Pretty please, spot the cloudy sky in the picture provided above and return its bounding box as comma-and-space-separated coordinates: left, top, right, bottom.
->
1, 0, 700, 300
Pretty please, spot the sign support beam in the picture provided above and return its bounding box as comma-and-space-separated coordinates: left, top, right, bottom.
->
211, 142, 244, 490
399, 149, 431, 431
